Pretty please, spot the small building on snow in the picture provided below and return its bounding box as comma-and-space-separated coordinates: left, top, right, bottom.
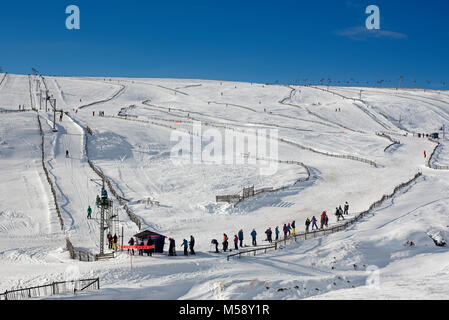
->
134, 230, 166, 253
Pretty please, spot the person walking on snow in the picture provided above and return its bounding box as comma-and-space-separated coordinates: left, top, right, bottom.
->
112, 234, 118, 251
291, 221, 296, 235
128, 238, 135, 255
320, 211, 326, 229
234, 235, 239, 250
189, 235, 195, 255
222, 234, 229, 252
311, 216, 318, 230
424, 150, 427, 158
168, 238, 176, 256
344, 202, 349, 215
305, 218, 311, 232
211, 239, 219, 253
336, 207, 345, 221
287, 223, 292, 236
181, 239, 189, 256
283, 224, 288, 239
87, 206, 92, 219
65, 150, 69, 158
147, 237, 154, 256
265, 228, 273, 243
139, 240, 144, 256
107, 233, 113, 249
275, 226, 279, 241
238, 229, 244, 247
251, 229, 257, 246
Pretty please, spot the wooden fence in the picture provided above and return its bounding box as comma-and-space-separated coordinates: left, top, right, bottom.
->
426, 138, 449, 170
0, 72, 7, 87
83, 126, 142, 230
37, 115, 65, 231
227, 171, 422, 261
0, 278, 100, 300
376, 132, 401, 152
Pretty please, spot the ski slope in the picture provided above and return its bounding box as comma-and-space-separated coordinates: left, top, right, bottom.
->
0, 74, 448, 300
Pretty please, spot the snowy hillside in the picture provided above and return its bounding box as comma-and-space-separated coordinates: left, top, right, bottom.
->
0, 73, 448, 300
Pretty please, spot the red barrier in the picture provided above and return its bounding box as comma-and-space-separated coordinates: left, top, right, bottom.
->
121, 245, 155, 250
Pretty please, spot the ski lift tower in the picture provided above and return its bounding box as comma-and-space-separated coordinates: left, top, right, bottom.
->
47, 96, 58, 132
91, 178, 115, 257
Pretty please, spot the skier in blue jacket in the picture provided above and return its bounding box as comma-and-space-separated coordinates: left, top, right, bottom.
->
181, 239, 189, 256
250, 229, 257, 246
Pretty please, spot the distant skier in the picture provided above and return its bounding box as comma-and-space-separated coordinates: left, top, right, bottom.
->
320, 211, 327, 229
305, 218, 311, 232
291, 221, 296, 235
147, 237, 154, 256
265, 228, 273, 243
59, 114, 63, 122
424, 150, 427, 158
238, 229, 244, 247
222, 234, 229, 252
311, 216, 318, 230
189, 235, 195, 255
65, 150, 69, 158
128, 238, 135, 255
344, 202, 349, 215
211, 239, 219, 253
168, 238, 176, 256
112, 234, 118, 251
251, 229, 257, 246
139, 239, 144, 256
101, 188, 108, 205
107, 233, 113, 249
87, 205, 92, 219
234, 235, 239, 250
181, 239, 189, 256
336, 207, 345, 221
275, 226, 279, 241
287, 223, 292, 236
283, 224, 288, 239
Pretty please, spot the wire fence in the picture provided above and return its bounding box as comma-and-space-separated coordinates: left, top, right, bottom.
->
227, 171, 422, 261
0, 278, 100, 300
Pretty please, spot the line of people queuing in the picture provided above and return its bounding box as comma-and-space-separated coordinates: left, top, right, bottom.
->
210, 202, 350, 253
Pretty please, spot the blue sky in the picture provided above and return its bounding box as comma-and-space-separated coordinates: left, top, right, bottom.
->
0, 0, 448, 89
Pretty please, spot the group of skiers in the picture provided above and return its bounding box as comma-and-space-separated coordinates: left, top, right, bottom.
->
304, 202, 350, 232
107, 233, 118, 251
127, 236, 155, 256
210, 228, 260, 253
167, 235, 195, 256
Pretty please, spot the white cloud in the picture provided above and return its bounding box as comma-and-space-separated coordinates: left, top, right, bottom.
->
335, 26, 408, 40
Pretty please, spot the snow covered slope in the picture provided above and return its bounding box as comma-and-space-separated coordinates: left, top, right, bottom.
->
0, 74, 448, 300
